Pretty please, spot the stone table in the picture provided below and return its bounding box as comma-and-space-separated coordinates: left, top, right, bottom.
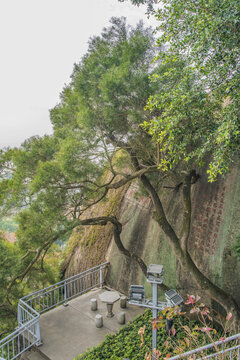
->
99, 291, 120, 318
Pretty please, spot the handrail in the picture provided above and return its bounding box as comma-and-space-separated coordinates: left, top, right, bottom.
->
18, 299, 39, 317
21, 262, 109, 301
169, 332, 240, 359
0, 262, 109, 360
22, 262, 109, 315
0, 317, 40, 360
0, 317, 38, 345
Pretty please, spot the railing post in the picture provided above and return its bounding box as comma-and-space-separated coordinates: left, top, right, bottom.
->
63, 279, 68, 306
36, 317, 42, 346
100, 265, 103, 288
17, 303, 22, 327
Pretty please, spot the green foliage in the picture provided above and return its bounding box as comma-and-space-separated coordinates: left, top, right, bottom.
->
75, 307, 223, 360
144, 63, 221, 175
74, 311, 155, 360
0, 217, 17, 233
0, 18, 157, 262
68, 18, 155, 143
0, 236, 21, 337
0, 234, 61, 338
144, 0, 240, 181
144, 296, 234, 359
155, 0, 240, 91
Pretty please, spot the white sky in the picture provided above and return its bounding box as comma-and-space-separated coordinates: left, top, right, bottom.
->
0, 0, 157, 149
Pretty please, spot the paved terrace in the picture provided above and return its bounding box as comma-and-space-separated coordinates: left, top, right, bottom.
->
25, 288, 144, 360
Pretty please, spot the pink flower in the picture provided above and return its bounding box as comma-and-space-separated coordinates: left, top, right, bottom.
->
201, 309, 209, 316
185, 295, 196, 305
218, 337, 226, 342
226, 312, 232, 321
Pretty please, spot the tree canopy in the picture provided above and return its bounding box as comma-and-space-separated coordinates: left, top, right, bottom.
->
120, 0, 240, 182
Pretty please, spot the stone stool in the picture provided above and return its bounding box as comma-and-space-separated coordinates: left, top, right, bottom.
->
120, 295, 127, 308
90, 298, 98, 311
117, 311, 125, 325
95, 314, 103, 328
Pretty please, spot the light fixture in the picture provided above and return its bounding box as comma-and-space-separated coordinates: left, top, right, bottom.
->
147, 264, 164, 284
129, 285, 145, 303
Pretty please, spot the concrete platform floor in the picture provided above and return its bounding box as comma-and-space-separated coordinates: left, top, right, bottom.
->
35, 287, 145, 360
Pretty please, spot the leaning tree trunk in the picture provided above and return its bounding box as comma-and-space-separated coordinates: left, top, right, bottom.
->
103, 135, 240, 327
111, 217, 170, 293
139, 171, 240, 327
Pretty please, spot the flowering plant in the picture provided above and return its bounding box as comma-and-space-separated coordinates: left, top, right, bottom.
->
139, 295, 234, 360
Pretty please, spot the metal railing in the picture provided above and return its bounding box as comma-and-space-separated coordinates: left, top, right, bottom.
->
169, 333, 240, 359
21, 262, 109, 315
0, 262, 109, 360
0, 316, 40, 360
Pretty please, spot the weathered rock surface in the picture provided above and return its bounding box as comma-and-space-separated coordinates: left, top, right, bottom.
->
64, 164, 240, 306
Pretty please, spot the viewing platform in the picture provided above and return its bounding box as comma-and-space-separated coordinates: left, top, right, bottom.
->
29, 287, 144, 360
0, 263, 144, 360
1, 263, 239, 360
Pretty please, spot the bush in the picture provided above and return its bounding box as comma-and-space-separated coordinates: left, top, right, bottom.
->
74, 307, 220, 360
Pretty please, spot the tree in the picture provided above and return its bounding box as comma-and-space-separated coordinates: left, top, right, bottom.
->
0, 235, 20, 338
120, 0, 240, 181
0, 17, 239, 328
0, 229, 62, 336
0, 17, 159, 312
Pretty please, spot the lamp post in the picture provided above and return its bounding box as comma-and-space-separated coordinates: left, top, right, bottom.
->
128, 264, 183, 358
147, 264, 164, 352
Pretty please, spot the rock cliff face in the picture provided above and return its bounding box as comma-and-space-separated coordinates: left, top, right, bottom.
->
63, 163, 240, 305
62, 179, 130, 278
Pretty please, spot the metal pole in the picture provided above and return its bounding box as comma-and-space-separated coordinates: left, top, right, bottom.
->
36, 318, 42, 346
63, 280, 68, 306
17, 303, 22, 327
152, 282, 158, 356
100, 266, 103, 288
